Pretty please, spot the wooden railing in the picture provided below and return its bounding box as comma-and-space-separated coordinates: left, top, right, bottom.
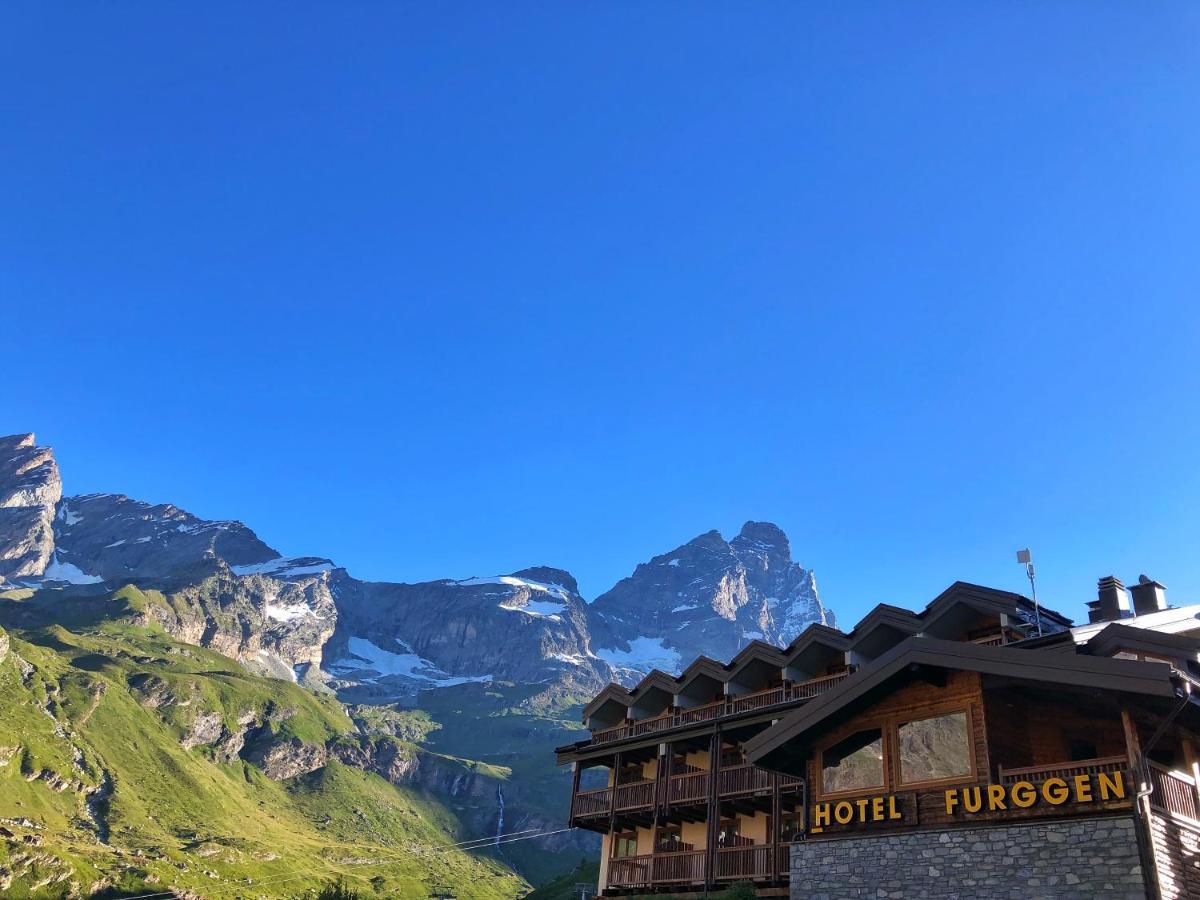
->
571, 787, 611, 818
777, 841, 796, 873
588, 670, 852, 745
714, 844, 773, 880
608, 851, 707, 887
780, 772, 804, 790
718, 763, 772, 796
607, 854, 652, 888
1148, 761, 1200, 821
728, 685, 788, 714
998, 755, 1127, 785
650, 849, 706, 884
669, 770, 709, 804
613, 779, 654, 810
790, 670, 851, 700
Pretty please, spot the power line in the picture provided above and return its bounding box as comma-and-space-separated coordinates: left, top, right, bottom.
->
102, 827, 577, 899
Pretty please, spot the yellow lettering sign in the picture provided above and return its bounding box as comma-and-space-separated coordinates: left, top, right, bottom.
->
1010, 780, 1036, 808
1042, 777, 1069, 805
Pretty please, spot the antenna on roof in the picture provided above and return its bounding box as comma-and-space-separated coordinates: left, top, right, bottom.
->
1015, 548, 1042, 637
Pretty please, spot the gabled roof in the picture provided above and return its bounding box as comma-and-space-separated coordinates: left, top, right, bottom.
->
744, 636, 1179, 773
581, 581, 1078, 724
782, 623, 851, 655
725, 640, 788, 680
581, 683, 633, 720
1083, 622, 1200, 663
631, 670, 680, 698
923, 581, 1071, 628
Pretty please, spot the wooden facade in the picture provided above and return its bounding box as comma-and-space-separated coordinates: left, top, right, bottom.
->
559, 580, 1200, 897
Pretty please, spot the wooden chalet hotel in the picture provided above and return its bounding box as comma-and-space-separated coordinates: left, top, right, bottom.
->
557, 577, 1200, 899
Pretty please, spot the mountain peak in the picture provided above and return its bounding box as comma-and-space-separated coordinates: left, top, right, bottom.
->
0, 433, 37, 453
733, 521, 791, 559
510, 566, 579, 595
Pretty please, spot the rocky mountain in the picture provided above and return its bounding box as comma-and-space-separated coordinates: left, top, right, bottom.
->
0, 434, 832, 692
0, 433, 62, 581
589, 521, 832, 675
0, 432, 836, 892
328, 566, 607, 700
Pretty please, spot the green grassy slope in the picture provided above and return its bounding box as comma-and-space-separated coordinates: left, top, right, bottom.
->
416, 680, 600, 886
0, 618, 526, 899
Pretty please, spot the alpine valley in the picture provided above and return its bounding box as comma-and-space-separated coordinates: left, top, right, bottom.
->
0, 433, 834, 898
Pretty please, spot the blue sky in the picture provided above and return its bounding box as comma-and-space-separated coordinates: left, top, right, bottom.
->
3, 4, 1198, 625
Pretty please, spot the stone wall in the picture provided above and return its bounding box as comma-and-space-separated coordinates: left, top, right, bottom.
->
790, 816, 1147, 900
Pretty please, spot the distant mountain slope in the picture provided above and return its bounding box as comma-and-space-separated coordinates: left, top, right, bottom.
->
0, 609, 524, 898
0, 432, 837, 891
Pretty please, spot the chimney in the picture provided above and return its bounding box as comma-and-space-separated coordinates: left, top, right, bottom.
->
1088, 575, 1130, 623
1130, 575, 1167, 616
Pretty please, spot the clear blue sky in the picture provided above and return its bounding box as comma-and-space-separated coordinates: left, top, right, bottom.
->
3, 4, 1198, 625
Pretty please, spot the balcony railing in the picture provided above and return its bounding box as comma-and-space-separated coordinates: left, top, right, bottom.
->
571, 787, 611, 819
715, 844, 774, 880
669, 770, 709, 804
718, 763, 773, 796
998, 755, 1127, 785
588, 670, 851, 746
613, 779, 655, 811
608, 850, 706, 887
1148, 761, 1200, 822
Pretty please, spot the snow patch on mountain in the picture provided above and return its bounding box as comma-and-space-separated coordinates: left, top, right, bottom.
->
233, 557, 336, 578
595, 637, 682, 674
330, 637, 491, 688
42, 552, 103, 584
452, 575, 574, 601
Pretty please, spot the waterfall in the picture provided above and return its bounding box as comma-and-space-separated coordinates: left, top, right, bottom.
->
493, 785, 505, 846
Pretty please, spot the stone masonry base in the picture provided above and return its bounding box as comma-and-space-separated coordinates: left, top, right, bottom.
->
789, 816, 1146, 900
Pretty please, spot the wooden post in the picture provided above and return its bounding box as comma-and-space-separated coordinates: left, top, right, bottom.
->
704, 730, 720, 890
569, 761, 582, 827
770, 771, 782, 882
609, 751, 622, 836
1183, 738, 1200, 812
1123, 707, 1161, 900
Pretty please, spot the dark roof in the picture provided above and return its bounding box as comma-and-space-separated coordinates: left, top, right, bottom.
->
744, 636, 1178, 773
1083, 622, 1200, 662
579, 580, 1073, 723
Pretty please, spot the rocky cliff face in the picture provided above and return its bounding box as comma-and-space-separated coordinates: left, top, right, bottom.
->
0, 434, 62, 582
328, 566, 611, 699
52, 492, 279, 583
0, 433, 832, 693
589, 521, 832, 678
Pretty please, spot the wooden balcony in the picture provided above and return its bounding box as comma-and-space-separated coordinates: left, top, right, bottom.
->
998, 755, 1127, 785
714, 844, 774, 880
668, 769, 709, 804
613, 779, 655, 811
1148, 761, 1200, 822
587, 670, 852, 746
607, 850, 706, 888
571, 786, 611, 819
718, 763, 772, 796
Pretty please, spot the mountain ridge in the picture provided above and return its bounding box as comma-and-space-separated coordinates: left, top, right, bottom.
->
0, 431, 837, 893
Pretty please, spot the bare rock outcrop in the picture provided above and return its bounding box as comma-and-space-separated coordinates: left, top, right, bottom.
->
0, 434, 62, 582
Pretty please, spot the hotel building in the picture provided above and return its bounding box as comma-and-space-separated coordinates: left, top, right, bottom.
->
557, 577, 1200, 899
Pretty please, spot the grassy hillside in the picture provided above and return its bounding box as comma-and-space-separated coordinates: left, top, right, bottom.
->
416, 679, 600, 886
0, 617, 526, 899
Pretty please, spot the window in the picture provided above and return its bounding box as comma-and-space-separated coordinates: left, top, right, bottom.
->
898, 711, 971, 785
612, 833, 638, 858
656, 825, 683, 852
780, 809, 804, 842
821, 728, 884, 793
717, 819, 745, 847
